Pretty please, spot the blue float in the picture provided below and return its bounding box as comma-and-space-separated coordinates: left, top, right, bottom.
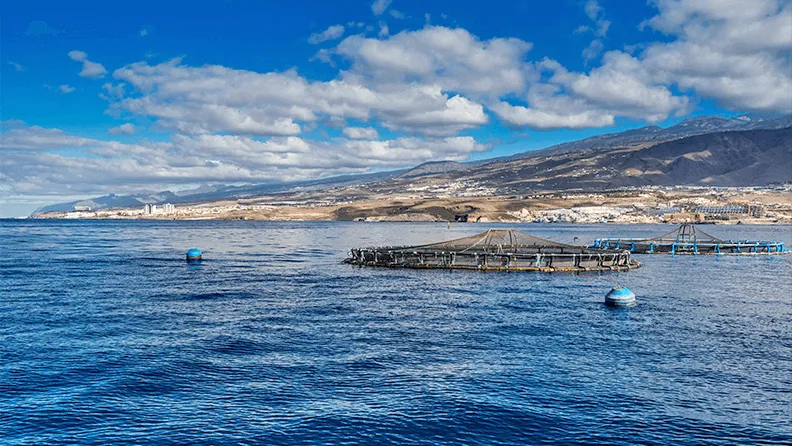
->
186, 248, 202, 262
605, 286, 636, 307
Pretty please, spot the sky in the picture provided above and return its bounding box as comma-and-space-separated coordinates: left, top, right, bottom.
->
1, 0, 791, 217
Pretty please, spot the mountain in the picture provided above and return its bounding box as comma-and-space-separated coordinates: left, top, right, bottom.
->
34, 192, 177, 214
407, 127, 792, 192
174, 184, 227, 197
400, 161, 466, 178
34, 168, 407, 214
34, 114, 792, 215
509, 113, 792, 159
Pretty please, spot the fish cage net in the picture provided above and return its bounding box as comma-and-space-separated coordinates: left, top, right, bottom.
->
591, 224, 788, 255
345, 229, 639, 272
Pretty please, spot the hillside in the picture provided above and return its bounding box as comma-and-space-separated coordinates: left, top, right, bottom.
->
358, 127, 792, 195
34, 115, 792, 215
509, 114, 792, 159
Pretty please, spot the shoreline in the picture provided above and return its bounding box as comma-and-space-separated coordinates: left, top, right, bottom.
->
29, 188, 792, 225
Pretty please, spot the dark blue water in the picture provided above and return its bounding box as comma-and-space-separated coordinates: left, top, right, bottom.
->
1, 220, 791, 445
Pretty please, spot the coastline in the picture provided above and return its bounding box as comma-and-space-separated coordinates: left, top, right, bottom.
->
29, 186, 792, 225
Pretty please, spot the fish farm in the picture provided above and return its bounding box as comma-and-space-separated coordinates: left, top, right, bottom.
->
345, 229, 640, 272
591, 224, 789, 255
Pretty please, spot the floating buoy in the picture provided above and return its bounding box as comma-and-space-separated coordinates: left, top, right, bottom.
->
605, 286, 636, 307
186, 248, 202, 262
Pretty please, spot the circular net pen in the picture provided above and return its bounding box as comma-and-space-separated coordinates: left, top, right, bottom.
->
591, 224, 789, 255
345, 229, 640, 272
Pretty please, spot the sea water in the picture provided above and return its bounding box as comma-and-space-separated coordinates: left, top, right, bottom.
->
1, 220, 790, 444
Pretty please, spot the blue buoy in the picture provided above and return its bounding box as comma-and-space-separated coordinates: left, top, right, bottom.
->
186, 248, 202, 262
605, 286, 636, 307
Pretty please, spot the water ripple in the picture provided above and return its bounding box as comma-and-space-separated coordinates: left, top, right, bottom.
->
1, 220, 790, 445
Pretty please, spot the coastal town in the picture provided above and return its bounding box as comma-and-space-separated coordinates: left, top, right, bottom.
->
33, 183, 792, 225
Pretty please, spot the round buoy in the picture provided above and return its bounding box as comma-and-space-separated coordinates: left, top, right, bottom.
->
605, 286, 636, 307
186, 248, 202, 262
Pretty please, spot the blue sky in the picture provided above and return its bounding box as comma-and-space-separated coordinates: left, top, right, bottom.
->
1, 0, 791, 216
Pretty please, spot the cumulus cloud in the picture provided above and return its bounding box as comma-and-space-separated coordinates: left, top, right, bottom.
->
491, 102, 614, 129
335, 26, 533, 96
110, 59, 488, 137
101, 82, 126, 99
491, 52, 689, 130
492, 0, 790, 128
0, 122, 96, 151
108, 123, 136, 135
639, 0, 792, 113
58, 85, 75, 94
68, 50, 108, 78
4, 2, 792, 202
308, 25, 345, 44
371, 0, 392, 15
342, 126, 379, 139
0, 122, 486, 198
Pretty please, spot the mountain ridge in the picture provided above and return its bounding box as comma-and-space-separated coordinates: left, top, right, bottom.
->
34, 114, 792, 215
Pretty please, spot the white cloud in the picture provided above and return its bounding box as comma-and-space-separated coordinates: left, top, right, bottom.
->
308, 24, 345, 44
640, 0, 792, 113
583, 0, 611, 37
9, 62, 24, 72
335, 26, 533, 96
102, 83, 126, 99
490, 0, 790, 128
371, 0, 392, 15
140, 28, 149, 37
490, 52, 689, 129
59, 85, 76, 94
378, 21, 389, 37
491, 102, 614, 129
111, 59, 489, 137
68, 50, 108, 78
0, 122, 96, 151
582, 39, 604, 62
389, 10, 405, 19
342, 126, 379, 139
4, 2, 792, 203
0, 122, 486, 199
108, 123, 136, 135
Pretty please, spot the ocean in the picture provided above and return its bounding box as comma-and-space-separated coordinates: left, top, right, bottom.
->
1, 220, 791, 445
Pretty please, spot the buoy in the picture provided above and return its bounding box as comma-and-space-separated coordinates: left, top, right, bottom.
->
186, 248, 202, 262
605, 286, 636, 307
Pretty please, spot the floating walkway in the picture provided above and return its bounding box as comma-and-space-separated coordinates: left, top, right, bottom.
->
591, 224, 788, 255
346, 229, 640, 272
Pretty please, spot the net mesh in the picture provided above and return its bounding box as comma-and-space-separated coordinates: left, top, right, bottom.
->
409, 229, 572, 252
650, 224, 723, 243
